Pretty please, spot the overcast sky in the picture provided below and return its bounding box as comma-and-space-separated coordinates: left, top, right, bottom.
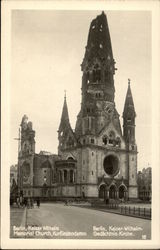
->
10, 10, 151, 170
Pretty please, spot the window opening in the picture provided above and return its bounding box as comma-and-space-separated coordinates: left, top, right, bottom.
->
70, 170, 74, 183
93, 69, 101, 82
102, 135, 108, 145
108, 131, 115, 145
64, 170, 67, 183
91, 138, 94, 144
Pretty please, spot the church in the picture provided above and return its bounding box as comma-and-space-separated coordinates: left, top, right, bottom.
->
17, 11, 138, 201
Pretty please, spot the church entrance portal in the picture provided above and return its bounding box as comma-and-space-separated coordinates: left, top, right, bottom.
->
109, 185, 116, 199
99, 184, 107, 200
119, 185, 126, 199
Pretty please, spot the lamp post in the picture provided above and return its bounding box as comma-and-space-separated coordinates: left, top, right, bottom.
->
14, 127, 21, 194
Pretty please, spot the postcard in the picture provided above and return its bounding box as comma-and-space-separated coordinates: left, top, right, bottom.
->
1, 0, 160, 249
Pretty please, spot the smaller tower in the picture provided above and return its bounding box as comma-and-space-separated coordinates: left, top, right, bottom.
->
20, 115, 35, 156
18, 115, 35, 195
123, 80, 138, 199
58, 93, 75, 154
123, 79, 136, 144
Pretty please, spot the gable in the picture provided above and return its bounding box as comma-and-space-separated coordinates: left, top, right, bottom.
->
98, 120, 125, 149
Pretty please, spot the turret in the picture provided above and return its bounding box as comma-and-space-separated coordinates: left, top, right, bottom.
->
58, 93, 74, 152
58, 92, 70, 131
123, 79, 136, 144
20, 115, 35, 156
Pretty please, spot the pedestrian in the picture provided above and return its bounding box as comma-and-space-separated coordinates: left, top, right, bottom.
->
20, 196, 23, 207
30, 198, 33, 208
24, 198, 27, 207
27, 198, 31, 209
37, 197, 40, 208
16, 196, 20, 208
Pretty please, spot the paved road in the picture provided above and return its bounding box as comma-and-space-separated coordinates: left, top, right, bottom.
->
10, 207, 25, 238
23, 203, 151, 240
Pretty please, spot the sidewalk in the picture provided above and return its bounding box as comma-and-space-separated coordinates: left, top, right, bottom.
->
10, 206, 27, 238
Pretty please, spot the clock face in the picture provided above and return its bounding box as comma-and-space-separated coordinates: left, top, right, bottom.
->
104, 104, 114, 115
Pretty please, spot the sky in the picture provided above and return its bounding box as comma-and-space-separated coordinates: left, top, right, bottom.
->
10, 10, 151, 170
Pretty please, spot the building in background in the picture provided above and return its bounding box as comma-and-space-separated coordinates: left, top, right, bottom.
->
137, 167, 152, 201
10, 164, 18, 187
10, 164, 18, 202
17, 12, 138, 201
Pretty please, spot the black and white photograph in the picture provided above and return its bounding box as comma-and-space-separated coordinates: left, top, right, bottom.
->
1, 0, 160, 249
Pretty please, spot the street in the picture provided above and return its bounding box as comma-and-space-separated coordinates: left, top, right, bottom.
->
18, 202, 152, 239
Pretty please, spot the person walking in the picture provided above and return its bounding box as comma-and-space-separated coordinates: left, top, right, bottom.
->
16, 196, 20, 208
27, 198, 31, 209
37, 197, 40, 208
20, 196, 23, 207
30, 198, 33, 208
23, 198, 27, 207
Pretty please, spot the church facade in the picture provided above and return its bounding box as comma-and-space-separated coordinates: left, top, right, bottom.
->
17, 12, 138, 201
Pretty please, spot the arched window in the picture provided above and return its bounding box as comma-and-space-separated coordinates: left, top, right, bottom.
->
86, 108, 90, 113
116, 137, 121, 147
102, 135, 108, 145
64, 170, 68, 183
69, 170, 74, 183
68, 156, 74, 160
91, 138, 94, 144
108, 131, 115, 145
59, 171, 63, 183
93, 64, 101, 82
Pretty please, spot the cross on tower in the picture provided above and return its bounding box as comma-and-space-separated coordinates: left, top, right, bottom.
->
128, 78, 131, 85
64, 90, 66, 99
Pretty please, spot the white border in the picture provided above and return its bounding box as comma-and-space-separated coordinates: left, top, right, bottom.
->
1, 0, 160, 249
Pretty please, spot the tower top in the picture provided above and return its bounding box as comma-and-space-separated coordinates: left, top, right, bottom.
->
80, 11, 116, 103
123, 80, 136, 116
81, 11, 114, 70
128, 78, 131, 85
59, 93, 70, 130
64, 90, 66, 100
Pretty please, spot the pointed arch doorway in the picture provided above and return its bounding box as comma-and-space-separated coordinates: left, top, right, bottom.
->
99, 184, 107, 200
109, 185, 117, 199
119, 185, 126, 199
